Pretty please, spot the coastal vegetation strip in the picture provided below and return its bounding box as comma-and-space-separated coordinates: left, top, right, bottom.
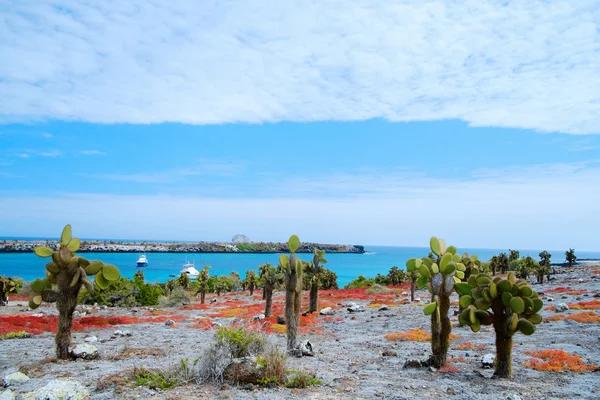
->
0, 240, 365, 254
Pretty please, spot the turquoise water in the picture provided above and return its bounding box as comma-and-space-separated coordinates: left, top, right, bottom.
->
1, 246, 599, 287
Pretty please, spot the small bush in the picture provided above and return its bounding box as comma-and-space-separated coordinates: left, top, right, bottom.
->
198, 325, 267, 383
134, 368, 178, 390
366, 284, 392, 295
158, 288, 190, 307
256, 346, 287, 387
215, 325, 266, 358
344, 275, 375, 289
285, 370, 322, 388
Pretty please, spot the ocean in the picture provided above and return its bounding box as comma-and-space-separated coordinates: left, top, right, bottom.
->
1, 246, 599, 287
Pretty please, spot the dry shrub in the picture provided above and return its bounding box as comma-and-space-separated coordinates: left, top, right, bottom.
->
112, 347, 166, 360
523, 350, 598, 372
366, 284, 392, 295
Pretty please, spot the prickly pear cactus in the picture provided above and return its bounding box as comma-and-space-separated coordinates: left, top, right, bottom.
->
308, 248, 327, 313
32, 224, 120, 359
0, 276, 20, 305
406, 236, 474, 368
280, 235, 303, 353
457, 271, 543, 378
259, 263, 284, 317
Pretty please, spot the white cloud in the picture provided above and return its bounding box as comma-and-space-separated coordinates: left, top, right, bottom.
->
0, 1, 598, 133
80, 150, 106, 156
1, 161, 598, 250
87, 159, 244, 183
13, 149, 62, 158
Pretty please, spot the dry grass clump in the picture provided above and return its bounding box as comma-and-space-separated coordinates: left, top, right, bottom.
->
366, 284, 392, 295
523, 350, 598, 372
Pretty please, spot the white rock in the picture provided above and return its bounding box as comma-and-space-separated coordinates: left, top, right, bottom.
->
347, 305, 364, 313
2, 372, 30, 387
165, 320, 175, 326
0, 390, 15, 400
34, 379, 90, 400
70, 344, 98, 360
481, 353, 495, 369
320, 307, 335, 315
556, 303, 569, 312
113, 330, 123, 336
506, 394, 522, 400
253, 314, 265, 321
122, 330, 132, 337
378, 304, 389, 311
83, 336, 97, 343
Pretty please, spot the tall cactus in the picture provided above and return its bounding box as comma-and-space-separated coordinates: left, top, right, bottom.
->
457, 272, 543, 378
308, 248, 327, 313
0, 277, 20, 305
281, 235, 303, 352
259, 263, 284, 317
32, 224, 120, 359
406, 237, 469, 368
196, 266, 209, 304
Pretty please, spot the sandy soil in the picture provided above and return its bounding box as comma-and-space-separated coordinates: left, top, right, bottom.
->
1, 264, 599, 400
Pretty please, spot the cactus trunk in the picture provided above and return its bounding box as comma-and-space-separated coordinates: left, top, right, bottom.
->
491, 295, 514, 378
309, 281, 318, 313
285, 256, 302, 352
430, 293, 451, 368
55, 282, 79, 360
410, 278, 416, 302
200, 291, 206, 304
264, 284, 273, 317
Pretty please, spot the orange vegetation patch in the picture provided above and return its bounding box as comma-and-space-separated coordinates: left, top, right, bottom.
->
523, 350, 598, 372
545, 305, 556, 311
545, 287, 584, 296
455, 342, 475, 351
438, 365, 459, 373
564, 311, 600, 323
0, 314, 188, 335
384, 328, 459, 342
568, 300, 600, 310
189, 318, 215, 330
544, 314, 564, 322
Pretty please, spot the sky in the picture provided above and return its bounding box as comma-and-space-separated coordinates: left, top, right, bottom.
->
0, 1, 599, 250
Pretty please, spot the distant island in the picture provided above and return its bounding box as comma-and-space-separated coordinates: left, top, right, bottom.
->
0, 239, 365, 254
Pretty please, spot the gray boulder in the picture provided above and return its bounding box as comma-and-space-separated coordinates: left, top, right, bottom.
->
556, 303, 569, 312
70, 344, 98, 360
34, 379, 90, 399
320, 307, 335, 316
481, 353, 495, 369
2, 372, 29, 387
0, 390, 15, 400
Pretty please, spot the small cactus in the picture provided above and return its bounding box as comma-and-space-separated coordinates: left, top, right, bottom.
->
0, 276, 21, 305
259, 263, 284, 317
196, 266, 210, 304
457, 271, 543, 378
406, 236, 475, 368
281, 235, 303, 353
244, 270, 259, 296
32, 224, 120, 359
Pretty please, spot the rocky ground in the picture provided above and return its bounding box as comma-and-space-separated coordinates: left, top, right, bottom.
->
1, 264, 599, 400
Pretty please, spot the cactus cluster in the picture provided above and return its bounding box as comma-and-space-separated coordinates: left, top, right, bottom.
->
0, 277, 20, 305
280, 235, 303, 353
457, 271, 543, 377
196, 266, 210, 304
32, 224, 120, 359
406, 237, 479, 368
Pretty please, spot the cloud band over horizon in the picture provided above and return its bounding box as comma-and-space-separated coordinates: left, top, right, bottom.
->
1, 0, 599, 133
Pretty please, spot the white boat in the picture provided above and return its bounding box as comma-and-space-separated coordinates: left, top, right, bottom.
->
180, 259, 199, 278
136, 254, 148, 267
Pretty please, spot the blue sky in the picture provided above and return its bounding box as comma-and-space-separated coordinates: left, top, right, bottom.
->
0, 1, 599, 250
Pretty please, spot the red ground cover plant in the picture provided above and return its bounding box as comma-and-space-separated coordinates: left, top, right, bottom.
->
455, 342, 475, 351
0, 314, 188, 335
189, 318, 215, 330
523, 350, 598, 372
546, 287, 585, 296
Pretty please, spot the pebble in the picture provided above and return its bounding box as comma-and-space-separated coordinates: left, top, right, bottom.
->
165, 320, 175, 326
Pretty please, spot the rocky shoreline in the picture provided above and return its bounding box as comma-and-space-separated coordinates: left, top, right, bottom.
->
0, 240, 365, 254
